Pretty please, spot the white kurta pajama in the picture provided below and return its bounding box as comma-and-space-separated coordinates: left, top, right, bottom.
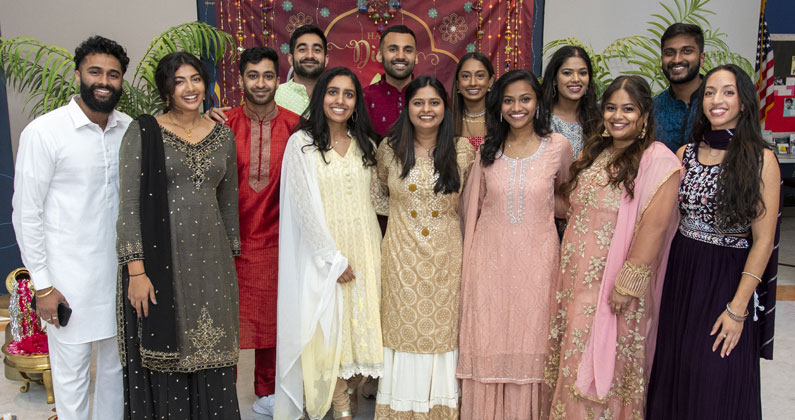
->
12, 97, 130, 420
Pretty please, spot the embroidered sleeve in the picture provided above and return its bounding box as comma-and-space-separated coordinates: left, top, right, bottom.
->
614, 262, 653, 298
375, 141, 392, 216
372, 140, 390, 216
456, 137, 476, 189
216, 127, 242, 256
117, 120, 145, 264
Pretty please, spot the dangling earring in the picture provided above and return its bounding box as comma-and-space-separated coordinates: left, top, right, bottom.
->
602, 127, 609, 137
639, 123, 647, 139
165, 97, 171, 108
500, 113, 503, 122
535, 107, 540, 120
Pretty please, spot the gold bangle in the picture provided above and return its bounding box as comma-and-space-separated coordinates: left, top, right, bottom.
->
741, 271, 762, 283
614, 262, 652, 298
36, 287, 55, 298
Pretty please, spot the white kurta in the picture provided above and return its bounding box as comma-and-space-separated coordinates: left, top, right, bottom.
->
12, 97, 131, 344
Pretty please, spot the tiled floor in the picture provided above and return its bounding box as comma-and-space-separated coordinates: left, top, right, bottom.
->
2, 208, 794, 419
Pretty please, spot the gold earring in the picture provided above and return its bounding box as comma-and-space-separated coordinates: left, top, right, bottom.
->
602, 127, 609, 137
640, 124, 647, 139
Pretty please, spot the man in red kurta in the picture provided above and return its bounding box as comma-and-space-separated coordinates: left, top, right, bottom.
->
222, 47, 300, 416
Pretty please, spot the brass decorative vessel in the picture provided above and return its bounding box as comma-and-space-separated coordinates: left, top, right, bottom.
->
2, 268, 54, 404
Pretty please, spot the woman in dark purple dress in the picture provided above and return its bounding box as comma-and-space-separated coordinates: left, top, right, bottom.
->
646, 64, 781, 420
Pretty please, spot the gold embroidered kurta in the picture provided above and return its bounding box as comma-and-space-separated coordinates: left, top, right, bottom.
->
376, 137, 475, 354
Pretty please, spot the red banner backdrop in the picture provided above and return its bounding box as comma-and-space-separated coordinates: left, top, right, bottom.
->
213, 0, 533, 107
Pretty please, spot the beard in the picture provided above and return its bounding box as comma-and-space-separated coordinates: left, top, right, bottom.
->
80, 81, 122, 113
662, 61, 701, 85
293, 58, 325, 80
384, 59, 414, 81
244, 87, 276, 106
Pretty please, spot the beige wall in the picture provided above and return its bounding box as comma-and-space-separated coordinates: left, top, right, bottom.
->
1, 0, 197, 158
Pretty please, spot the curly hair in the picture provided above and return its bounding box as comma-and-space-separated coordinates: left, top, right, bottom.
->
74, 35, 130, 74
561, 75, 656, 199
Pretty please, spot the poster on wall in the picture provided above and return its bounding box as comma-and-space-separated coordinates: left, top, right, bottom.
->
209, 0, 535, 107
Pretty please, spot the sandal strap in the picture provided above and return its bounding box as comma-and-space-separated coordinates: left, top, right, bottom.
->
333, 409, 352, 419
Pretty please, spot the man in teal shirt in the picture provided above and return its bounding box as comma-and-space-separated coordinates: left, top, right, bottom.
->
653, 23, 704, 152
275, 25, 328, 116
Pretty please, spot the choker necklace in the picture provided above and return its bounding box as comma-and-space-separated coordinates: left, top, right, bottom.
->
464, 109, 486, 118
702, 129, 733, 156
169, 113, 201, 138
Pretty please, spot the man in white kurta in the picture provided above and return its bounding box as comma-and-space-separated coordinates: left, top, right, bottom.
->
12, 36, 131, 420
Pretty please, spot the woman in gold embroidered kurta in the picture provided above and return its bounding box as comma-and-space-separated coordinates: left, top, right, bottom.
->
375, 76, 475, 420
116, 52, 242, 419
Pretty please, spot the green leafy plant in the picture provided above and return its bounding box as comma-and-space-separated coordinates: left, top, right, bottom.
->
1, 22, 235, 118
544, 0, 754, 97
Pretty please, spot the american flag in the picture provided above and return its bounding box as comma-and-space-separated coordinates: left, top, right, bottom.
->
755, 0, 774, 123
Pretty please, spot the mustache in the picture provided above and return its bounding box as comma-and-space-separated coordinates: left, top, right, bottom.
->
300, 59, 319, 64
390, 60, 409, 65
91, 83, 119, 93
667, 61, 689, 69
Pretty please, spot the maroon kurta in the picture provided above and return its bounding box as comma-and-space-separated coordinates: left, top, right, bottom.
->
363, 74, 408, 137
226, 104, 299, 349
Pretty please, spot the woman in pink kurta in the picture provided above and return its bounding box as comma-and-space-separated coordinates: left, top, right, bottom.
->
458, 69, 572, 420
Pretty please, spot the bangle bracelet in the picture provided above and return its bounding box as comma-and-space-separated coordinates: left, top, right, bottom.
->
36, 287, 55, 298
741, 271, 762, 283
725, 303, 749, 322
129, 272, 146, 277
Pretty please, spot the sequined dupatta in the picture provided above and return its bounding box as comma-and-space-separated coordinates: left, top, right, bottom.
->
121, 114, 179, 365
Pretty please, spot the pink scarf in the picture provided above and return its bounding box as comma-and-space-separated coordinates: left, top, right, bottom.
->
574, 142, 681, 399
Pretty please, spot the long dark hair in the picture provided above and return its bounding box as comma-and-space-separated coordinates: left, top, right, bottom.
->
297, 67, 378, 166
562, 75, 656, 199
450, 52, 494, 137
539, 45, 601, 139
480, 69, 549, 167
690, 64, 768, 227
386, 76, 460, 194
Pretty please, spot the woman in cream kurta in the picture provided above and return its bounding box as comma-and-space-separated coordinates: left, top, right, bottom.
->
275, 67, 383, 420
375, 136, 475, 419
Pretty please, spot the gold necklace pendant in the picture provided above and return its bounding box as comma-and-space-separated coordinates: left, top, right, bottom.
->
169, 113, 199, 138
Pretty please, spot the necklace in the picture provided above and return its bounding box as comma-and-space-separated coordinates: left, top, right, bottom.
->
168, 113, 201, 138
463, 117, 485, 124
464, 109, 486, 118
506, 136, 535, 157
415, 140, 435, 156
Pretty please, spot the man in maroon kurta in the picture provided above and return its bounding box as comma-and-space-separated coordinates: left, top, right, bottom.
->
363, 25, 418, 137
223, 47, 300, 415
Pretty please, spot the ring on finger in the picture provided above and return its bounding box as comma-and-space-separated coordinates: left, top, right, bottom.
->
723, 333, 727, 338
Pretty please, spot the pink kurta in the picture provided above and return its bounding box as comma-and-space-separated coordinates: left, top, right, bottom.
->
458, 134, 572, 420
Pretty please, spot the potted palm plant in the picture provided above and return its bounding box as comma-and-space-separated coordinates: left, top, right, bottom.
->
0, 21, 235, 118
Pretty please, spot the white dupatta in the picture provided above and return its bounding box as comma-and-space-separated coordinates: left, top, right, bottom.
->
274, 130, 346, 420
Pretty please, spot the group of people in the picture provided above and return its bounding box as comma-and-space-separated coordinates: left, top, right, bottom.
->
11, 20, 780, 420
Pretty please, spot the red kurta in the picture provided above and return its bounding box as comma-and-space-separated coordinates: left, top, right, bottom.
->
226, 104, 300, 349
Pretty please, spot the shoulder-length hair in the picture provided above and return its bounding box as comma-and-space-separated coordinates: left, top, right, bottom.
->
155, 52, 209, 113
386, 75, 460, 194
450, 52, 494, 137
562, 75, 656, 199
690, 64, 768, 227
480, 69, 550, 167
539, 45, 601, 140
297, 66, 378, 166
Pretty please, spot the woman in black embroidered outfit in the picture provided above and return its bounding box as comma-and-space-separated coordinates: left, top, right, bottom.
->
116, 52, 241, 419
647, 64, 781, 420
